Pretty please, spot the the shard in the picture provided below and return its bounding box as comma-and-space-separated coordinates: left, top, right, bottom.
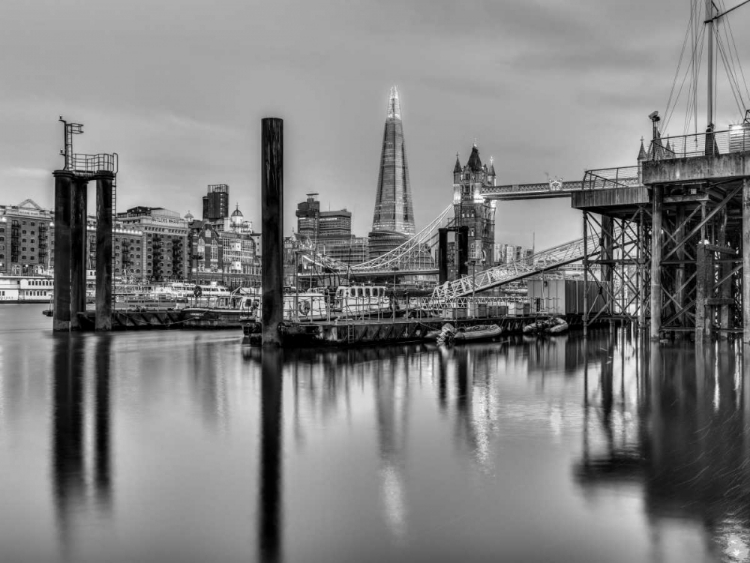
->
369, 86, 416, 258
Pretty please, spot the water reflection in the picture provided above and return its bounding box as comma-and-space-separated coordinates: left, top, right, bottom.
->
52, 335, 112, 555
8, 313, 750, 561
259, 348, 283, 563
577, 336, 750, 560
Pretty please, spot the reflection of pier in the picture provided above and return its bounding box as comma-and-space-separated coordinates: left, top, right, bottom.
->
52, 335, 113, 553
576, 337, 750, 553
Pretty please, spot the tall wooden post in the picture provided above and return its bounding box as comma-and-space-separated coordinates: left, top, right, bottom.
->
743, 179, 750, 343
650, 186, 663, 340
95, 174, 113, 331
70, 179, 88, 329
261, 118, 284, 347
53, 171, 74, 332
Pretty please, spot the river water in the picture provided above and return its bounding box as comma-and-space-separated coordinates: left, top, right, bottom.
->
1, 305, 750, 562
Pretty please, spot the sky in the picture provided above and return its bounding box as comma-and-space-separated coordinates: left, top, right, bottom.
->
2, 0, 750, 251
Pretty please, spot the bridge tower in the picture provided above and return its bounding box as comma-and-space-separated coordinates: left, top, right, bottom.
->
451, 144, 496, 279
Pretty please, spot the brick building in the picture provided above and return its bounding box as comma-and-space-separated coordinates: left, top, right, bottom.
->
117, 207, 189, 282
0, 199, 54, 275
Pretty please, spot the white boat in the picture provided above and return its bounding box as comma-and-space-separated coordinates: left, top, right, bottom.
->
284, 290, 331, 321
334, 285, 392, 317
235, 287, 331, 321
151, 282, 196, 299
0, 275, 54, 303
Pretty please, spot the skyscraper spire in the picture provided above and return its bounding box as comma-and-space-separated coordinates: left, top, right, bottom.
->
369, 86, 416, 258
387, 86, 401, 120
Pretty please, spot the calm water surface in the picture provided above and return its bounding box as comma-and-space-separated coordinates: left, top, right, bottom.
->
1, 305, 750, 562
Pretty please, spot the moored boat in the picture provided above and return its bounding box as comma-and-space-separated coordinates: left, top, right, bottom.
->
425, 323, 503, 344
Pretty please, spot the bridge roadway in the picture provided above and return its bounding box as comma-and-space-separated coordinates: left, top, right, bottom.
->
480, 180, 584, 200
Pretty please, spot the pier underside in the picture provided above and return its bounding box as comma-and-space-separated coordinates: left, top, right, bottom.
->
575, 154, 749, 341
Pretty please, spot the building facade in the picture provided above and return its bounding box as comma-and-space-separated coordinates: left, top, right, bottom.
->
452, 144, 497, 274
117, 207, 189, 282
296, 193, 368, 265
369, 86, 416, 258
85, 218, 145, 281
202, 184, 230, 222
0, 199, 54, 275
187, 206, 261, 288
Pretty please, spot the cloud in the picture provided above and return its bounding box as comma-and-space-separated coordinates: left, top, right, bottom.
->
3, 167, 49, 179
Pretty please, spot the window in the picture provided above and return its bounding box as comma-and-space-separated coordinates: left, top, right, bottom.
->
30, 222, 35, 226
22, 230, 26, 234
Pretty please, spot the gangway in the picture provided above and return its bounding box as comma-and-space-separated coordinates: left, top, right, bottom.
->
431, 227, 620, 300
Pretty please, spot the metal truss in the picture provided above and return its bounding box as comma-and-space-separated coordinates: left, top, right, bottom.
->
582, 208, 649, 330
350, 205, 452, 273
431, 228, 618, 300
295, 205, 453, 277
649, 181, 742, 338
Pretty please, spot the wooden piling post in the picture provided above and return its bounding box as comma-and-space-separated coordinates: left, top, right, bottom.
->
650, 186, 663, 340
261, 118, 284, 347
53, 171, 74, 332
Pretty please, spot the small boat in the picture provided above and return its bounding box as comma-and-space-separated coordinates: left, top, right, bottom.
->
426, 323, 503, 344
546, 317, 569, 334
454, 324, 503, 342
523, 319, 549, 334
523, 316, 569, 335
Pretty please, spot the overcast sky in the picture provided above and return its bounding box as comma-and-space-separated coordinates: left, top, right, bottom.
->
2, 0, 750, 250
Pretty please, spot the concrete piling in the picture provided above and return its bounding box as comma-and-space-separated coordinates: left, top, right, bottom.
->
70, 180, 88, 329
261, 118, 284, 347
95, 175, 113, 331
53, 171, 74, 332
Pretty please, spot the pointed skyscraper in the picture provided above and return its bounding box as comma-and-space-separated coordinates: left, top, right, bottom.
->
369, 86, 416, 258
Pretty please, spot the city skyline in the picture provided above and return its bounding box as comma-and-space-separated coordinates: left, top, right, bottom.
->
3, 0, 750, 251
